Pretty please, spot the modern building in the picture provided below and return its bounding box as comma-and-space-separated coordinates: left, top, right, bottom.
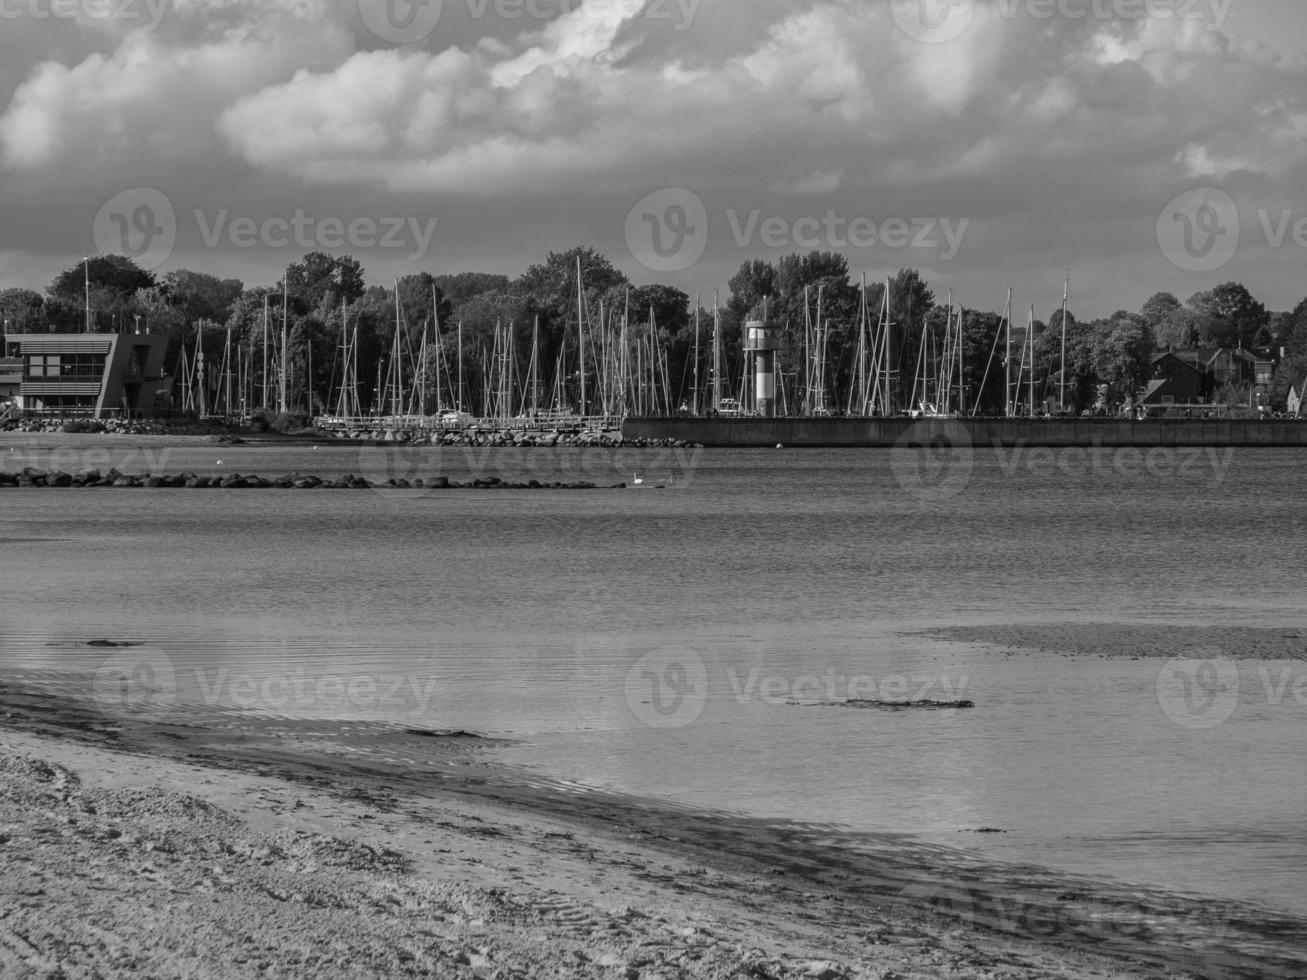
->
0, 332, 169, 418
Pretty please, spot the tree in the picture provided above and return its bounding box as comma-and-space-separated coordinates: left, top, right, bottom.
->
1140, 292, 1181, 330
1092, 312, 1154, 407
48, 255, 155, 302
1187, 283, 1269, 348
885, 269, 934, 408
285, 252, 366, 313
160, 270, 243, 326
435, 273, 511, 309
1153, 308, 1226, 349
0, 288, 45, 333
396, 273, 454, 333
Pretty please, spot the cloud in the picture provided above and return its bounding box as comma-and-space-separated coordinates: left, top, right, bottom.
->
0, 0, 1306, 313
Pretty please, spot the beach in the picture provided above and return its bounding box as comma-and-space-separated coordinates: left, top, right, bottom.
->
2, 671, 1305, 980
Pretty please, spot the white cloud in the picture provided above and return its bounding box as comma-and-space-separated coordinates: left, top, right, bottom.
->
0, 0, 1306, 312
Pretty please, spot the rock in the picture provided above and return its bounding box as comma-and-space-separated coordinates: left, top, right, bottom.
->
112, 477, 134, 488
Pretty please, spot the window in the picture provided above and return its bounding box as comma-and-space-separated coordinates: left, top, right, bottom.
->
26, 355, 60, 378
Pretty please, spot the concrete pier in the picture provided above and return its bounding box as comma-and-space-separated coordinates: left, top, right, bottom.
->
621, 416, 1307, 448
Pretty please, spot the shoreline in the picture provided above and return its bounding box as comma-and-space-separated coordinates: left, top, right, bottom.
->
3, 674, 1305, 978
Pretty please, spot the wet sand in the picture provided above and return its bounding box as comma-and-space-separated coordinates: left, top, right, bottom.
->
3, 674, 1306, 979
926, 624, 1307, 661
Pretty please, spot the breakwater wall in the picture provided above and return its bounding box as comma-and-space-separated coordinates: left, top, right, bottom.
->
0, 467, 619, 490
621, 417, 1307, 448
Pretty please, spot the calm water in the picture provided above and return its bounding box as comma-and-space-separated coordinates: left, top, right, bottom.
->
2, 437, 1306, 914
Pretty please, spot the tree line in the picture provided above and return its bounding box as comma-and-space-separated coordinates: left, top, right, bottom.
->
2, 249, 1304, 415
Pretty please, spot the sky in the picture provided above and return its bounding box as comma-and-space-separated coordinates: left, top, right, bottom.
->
1, 0, 1306, 321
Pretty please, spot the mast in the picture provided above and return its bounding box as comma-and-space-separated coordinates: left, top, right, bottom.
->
457, 321, 464, 414
262, 295, 269, 412
84, 256, 91, 333
576, 256, 586, 417
712, 291, 721, 412
1059, 274, 1069, 413
957, 304, 965, 416
432, 287, 442, 414
1005, 287, 1013, 417
692, 294, 701, 415
1028, 305, 1036, 418
279, 279, 288, 414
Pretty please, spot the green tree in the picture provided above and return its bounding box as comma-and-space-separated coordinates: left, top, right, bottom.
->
48, 255, 155, 302
435, 273, 511, 309
1140, 292, 1181, 330
0, 288, 45, 333
1187, 282, 1269, 348
160, 270, 243, 326
285, 252, 366, 313
1092, 312, 1154, 408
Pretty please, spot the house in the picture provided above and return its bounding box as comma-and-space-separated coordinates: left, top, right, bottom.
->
1290, 380, 1307, 417
1136, 351, 1207, 408
1, 332, 169, 418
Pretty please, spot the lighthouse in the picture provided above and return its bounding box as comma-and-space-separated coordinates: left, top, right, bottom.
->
744, 319, 780, 418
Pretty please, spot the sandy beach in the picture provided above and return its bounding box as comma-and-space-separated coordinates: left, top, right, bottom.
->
2, 671, 1305, 980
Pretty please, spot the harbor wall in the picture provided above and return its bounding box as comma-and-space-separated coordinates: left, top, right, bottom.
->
621, 417, 1307, 448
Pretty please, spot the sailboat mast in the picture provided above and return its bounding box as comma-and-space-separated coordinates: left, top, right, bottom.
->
692, 295, 701, 415
1028, 305, 1036, 418
262, 296, 269, 412
279, 279, 288, 414
576, 256, 586, 417
1005, 288, 1013, 418
1059, 275, 1069, 413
